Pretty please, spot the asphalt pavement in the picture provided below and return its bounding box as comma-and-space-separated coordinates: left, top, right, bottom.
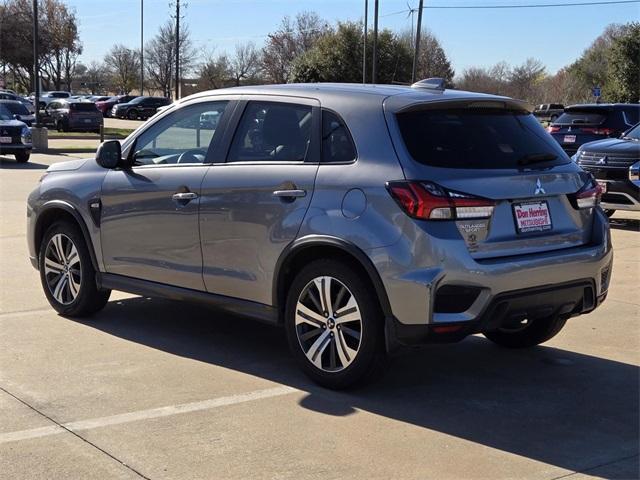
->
0, 150, 638, 480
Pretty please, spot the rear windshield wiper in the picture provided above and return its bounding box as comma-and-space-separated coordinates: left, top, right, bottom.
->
517, 153, 558, 166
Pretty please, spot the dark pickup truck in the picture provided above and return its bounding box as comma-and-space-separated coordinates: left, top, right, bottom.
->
533, 104, 564, 123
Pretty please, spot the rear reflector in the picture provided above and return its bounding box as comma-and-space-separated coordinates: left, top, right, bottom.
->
433, 325, 464, 334
547, 126, 560, 133
387, 181, 495, 220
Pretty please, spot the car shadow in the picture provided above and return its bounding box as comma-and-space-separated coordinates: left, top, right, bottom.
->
0, 156, 48, 169
69, 296, 639, 476
609, 217, 640, 232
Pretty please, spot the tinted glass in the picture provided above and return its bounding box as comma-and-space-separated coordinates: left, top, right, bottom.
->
228, 102, 312, 162
550, 104, 563, 109
51, 92, 69, 98
555, 110, 606, 125
623, 108, 640, 126
1, 102, 29, 115
0, 105, 14, 120
322, 110, 356, 163
70, 103, 99, 112
132, 101, 228, 166
397, 108, 569, 169
623, 124, 640, 140
130, 97, 146, 105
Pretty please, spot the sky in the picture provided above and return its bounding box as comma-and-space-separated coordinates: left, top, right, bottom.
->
67, 0, 640, 77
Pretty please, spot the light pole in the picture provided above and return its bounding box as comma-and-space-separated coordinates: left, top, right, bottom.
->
411, 0, 424, 83
372, 0, 378, 84
175, 0, 180, 100
363, 0, 368, 84
33, 0, 40, 126
140, 0, 144, 95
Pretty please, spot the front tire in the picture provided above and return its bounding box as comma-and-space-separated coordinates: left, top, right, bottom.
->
483, 315, 567, 348
127, 110, 138, 120
285, 259, 384, 389
39, 221, 111, 317
14, 151, 30, 163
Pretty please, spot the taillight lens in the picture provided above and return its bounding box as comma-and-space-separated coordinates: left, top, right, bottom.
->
547, 126, 560, 133
580, 127, 615, 136
573, 181, 603, 209
387, 181, 495, 220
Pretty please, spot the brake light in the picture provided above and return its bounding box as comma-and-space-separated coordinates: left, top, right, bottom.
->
387, 181, 495, 220
547, 126, 560, 133
580, 127, 615, 136
572, 181, 602, 209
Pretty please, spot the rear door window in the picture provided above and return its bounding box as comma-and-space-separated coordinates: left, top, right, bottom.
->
396, 108, 568, 169
228, 101, 312, 162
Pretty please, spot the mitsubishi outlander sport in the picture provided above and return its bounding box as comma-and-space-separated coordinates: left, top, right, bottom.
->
27, 81, 613, 388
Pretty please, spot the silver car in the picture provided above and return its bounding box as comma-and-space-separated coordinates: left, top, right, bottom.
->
27, 81, 612, 388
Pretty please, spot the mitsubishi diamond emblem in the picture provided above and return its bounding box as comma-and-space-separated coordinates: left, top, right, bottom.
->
534, 178, 546, 195
597, 156, 607, 165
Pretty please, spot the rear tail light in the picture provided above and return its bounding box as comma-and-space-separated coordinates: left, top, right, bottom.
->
547, 126, 560, 133
387, 181, 495, 220
580, 127, 615, 136
571, 180, 602, 209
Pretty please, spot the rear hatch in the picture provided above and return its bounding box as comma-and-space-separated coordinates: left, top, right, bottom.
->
69, 102, 101, 126
387, 101, 597, 260
548, 106, 619, 155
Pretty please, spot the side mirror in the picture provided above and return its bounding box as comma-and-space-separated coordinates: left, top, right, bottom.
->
96, 140, 123, 169
13, 114, 21, 121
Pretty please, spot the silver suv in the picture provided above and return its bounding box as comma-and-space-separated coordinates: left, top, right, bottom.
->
27, 82, 613, 388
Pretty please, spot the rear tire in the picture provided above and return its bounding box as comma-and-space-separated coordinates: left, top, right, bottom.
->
483, 315, 567, 348
127, 110, 138, 120
603, 209, 616, 218
39, 221, 111, 317
284, 259, 385, 389
14, 151, 30, 163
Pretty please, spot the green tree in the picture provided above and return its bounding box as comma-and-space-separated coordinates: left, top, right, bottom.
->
603, 22, 640, 102
291, 22, 412, 84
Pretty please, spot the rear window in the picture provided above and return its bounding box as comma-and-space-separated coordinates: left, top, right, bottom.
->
70, 103, 98, 112
555, 109, 606, 125
396, 108, 568, 169
51, 92, 69, 98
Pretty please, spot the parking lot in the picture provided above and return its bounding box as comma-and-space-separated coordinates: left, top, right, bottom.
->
0, 149, 638, 479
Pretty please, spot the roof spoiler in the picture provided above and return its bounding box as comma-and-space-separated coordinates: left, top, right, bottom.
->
398, 98, 534, 114
411, 78, 446, 91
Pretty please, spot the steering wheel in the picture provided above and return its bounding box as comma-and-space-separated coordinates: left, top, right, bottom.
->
176, 149, 204, 164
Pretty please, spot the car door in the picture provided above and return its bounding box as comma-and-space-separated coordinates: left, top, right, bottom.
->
42, 102, 58, 126
100, 99, 233, 290
199, 97, 320, 305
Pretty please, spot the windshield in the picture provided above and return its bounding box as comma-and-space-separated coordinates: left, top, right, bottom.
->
1, 102, 29, 115
623, 124, 640, 140
0, 105, 15, 120
396, 108, 569, 169
130, 97, 146, 104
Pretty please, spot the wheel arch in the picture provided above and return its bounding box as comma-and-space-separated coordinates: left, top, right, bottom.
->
34, 201, 99, 271
273, 236, 393, 323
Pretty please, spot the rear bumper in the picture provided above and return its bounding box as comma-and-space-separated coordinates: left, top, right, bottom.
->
387, 278, 605, 346
599, 180, 640, 211
371, 209, 612, 333
0, 144, 31, 154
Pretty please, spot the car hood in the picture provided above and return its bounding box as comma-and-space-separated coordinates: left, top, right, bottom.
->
580, 138, 640, 154
0, 119, 27, 128
46, 158, 89, 172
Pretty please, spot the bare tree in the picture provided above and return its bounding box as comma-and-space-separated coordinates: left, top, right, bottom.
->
104, 45, 140, 94
230, 42, 261, 86
144, 20, 196, 97
199, 50, 233, 90
262, 12, 329, 83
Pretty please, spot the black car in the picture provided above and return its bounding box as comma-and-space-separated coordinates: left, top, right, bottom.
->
575, 123, 640, 217
548, 104, 640, 156
112, 96, 172, 120
0, 103, 32, 163
41, 100, 104, 133
95, 95, 138, 117
0, 99, 35, 126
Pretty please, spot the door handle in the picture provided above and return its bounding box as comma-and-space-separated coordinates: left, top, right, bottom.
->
272, 189, 306, 198
172, 192, 198, 201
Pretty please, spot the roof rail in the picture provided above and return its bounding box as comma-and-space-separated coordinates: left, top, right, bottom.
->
411, 78, 446, 91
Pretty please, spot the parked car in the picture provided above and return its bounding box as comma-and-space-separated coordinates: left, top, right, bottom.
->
41, 99, 103, 133
573, 122, 640, 217
35, 91, 72, 109
548, 103, 640, 156
88, 95, 111, 103
533, 103, 564, 123
0, 99, 35, 126
112, 96, 171, 120
0, 91, 36, 113
95, 95, 138, 117
0, 103, 31, 162
27, 82, 612, 389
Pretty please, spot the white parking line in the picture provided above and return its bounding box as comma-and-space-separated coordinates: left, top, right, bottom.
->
0, 386, 298, 445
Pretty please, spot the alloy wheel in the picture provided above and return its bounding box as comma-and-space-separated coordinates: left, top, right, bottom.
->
295, 276, 363, 372
44, 233, 81, 305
